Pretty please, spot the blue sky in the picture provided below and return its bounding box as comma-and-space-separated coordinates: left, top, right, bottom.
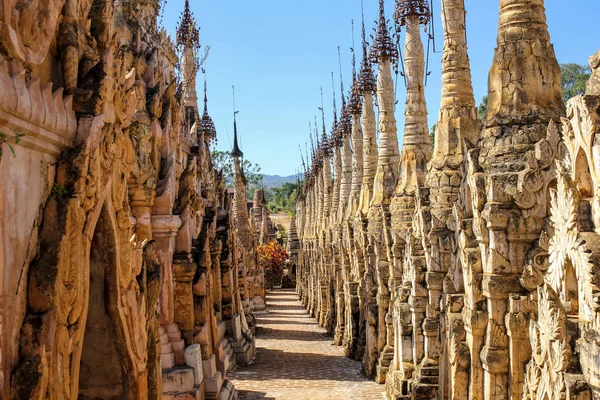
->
162, 0, 599, 176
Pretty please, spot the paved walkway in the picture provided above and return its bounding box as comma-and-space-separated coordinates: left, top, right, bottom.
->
229, 290, 385, 400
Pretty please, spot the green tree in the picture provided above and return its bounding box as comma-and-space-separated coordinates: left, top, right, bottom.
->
477, 95, 488, 120
267, 182, 299, 215
429, 123, 436, 146
561, 63, 591, 103
211, 149, 263, 198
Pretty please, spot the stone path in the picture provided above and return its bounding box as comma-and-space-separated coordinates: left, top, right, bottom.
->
229, 290, 385, 400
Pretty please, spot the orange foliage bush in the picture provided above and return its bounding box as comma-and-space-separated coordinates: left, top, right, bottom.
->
257, 240, 287, 289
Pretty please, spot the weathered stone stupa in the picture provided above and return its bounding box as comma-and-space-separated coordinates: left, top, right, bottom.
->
295, 0, 600, 399
0, 0, 262, 398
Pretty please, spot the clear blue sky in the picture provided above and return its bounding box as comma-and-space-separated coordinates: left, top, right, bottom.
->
162, 0, 599, 176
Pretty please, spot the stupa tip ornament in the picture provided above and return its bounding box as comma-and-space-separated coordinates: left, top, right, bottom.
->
348, 80, 362, 115
320, 123, 330, 159
394, 0, 431, 27
348, 57, 362, 116
200, 79, 217, 142
358, 3, 376, 93
232, 113, 243, 159
176, 0, 200, 50
359, 49, 376, 92
319, 88, 332, 157
370, 0, 398, 64
338, 96, 352, 138
348, 22, 363, 115
337, 49, 353, 138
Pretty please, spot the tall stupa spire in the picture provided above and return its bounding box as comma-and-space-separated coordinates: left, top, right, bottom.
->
348, 18, 364, 220
330, 71, 340, 147
429, 0, 477, 172
477, 2, 565, 399
359, 0, 376, 94
320, 87, 328, 154
348, 20, 362, 116
321, 86, 333, 228
331, 72, 342, 223
231, 86, 243, 159
392, 0, 432, 198
369, 0, 400, 209
338, 47, 352, 139
176, 0, 201, 109
199, 70, 217, 143
484, 0, 564, 128
358, 0, 378, 216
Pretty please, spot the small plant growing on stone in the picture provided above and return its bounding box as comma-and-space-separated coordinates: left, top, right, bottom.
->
0, 132, 25, 158
52, 184, 69, 197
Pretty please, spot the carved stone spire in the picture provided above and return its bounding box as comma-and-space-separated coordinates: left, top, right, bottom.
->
364, 0, 400, 378
330, 76, 342, 224
392, 0, 431, 201
232, 123, 252, 246
338, 48, 353, 223
315, 122, 325, 231
177, 0, 200, 109
320, 94, 332, 228
287, 213, 300, 257
338, 48, 353, 141
415, 0, 477, 387
483, 0, 564, 132
429, 0, 477, 174
369, 0, 400, 210
358, 6, 378, 216
476, 2, 565, 399
348, 21, 362, 118
348, 22, 364, 219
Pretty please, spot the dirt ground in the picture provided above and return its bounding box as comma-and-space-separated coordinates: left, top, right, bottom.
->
269, 212, 291, 232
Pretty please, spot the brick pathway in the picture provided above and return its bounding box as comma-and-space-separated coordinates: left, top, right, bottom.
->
229, 290, 385, 400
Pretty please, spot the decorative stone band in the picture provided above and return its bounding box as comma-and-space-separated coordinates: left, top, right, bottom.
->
0, 56, 76, 160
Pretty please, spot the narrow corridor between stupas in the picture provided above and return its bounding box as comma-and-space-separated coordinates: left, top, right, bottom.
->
2, 0, 600, 399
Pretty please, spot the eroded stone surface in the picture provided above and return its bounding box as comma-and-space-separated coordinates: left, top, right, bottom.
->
0, 0, 261, 398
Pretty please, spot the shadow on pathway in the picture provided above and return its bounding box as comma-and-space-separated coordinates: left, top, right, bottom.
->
229, 289, 385, 400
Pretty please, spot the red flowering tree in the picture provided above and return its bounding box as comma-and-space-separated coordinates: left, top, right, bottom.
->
257, 240, 287, 289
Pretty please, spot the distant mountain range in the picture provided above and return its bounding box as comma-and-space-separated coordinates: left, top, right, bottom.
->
261, 174, 300, 189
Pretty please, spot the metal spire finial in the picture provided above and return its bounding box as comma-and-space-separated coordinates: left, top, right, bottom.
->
330, 72, 341, 147
176, 0, 200, 50
359, 0, 376, 93
352, 20, 357, 81
338, 46, 346, 111
203, 75, 208, 112
314, 116, 322, 163
319, 87, 329, 155
370, 0, 398, 63
331, 72, 338, 128
349, 19, 362, 115
394, 0, 431, 27
338, 46, 352, 137
315, 86, 333, 155
231, 85, 243, 158
299, 145, 307, 176
199, 66, 217, 143
309, 122, 316, 162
